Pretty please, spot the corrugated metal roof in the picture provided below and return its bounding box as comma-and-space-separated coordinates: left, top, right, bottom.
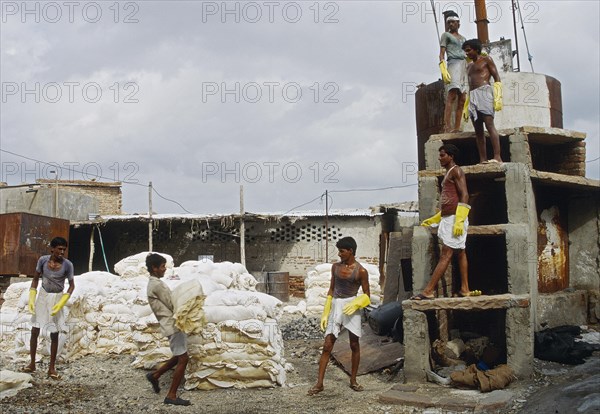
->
74, 208, 388, 224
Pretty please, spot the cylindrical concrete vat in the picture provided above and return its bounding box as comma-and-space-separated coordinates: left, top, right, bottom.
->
267, 272, 289, 302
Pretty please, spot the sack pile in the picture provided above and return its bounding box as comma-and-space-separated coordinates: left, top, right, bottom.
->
0, 253, 288, 389
304, 262, 381, 314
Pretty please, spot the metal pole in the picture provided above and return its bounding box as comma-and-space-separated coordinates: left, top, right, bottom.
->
54, 171, 59, 218
240, 185, 246, 267
474, 0, 490, 44
511, 0, 521, 71
148, 181, 153, 252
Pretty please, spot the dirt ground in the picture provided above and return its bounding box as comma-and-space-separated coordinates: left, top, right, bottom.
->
2, 314, 599, 414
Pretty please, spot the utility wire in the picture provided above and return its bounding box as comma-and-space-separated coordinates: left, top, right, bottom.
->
1, 148, 193, 213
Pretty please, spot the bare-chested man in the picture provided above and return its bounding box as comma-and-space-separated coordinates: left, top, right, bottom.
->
463, 38, 503, 164
439, 11, 467, 133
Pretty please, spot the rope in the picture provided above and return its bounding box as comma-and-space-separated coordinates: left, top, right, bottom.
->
515, 0, 534, 72
96, 225, 110, 272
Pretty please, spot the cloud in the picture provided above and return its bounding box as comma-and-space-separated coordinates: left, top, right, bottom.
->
1, 1, 598, 214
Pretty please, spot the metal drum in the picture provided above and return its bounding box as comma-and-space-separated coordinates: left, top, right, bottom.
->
266, 272, 289, 302
253, 271, 268, 293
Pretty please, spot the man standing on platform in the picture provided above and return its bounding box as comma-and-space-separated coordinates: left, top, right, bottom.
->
439, 11, 467, 133
411, 144, 480, 300
463, 38, 503, 164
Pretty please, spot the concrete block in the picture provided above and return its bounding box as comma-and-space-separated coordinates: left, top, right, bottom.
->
505, 224, 536, 295
411, 226, 435, 292
424, 139, 443, 171
506, 306, 534, 379
509, 132, 532, 165
536, 291, 588, 330
503, 163, 534, 225
418, 176, 440, 220
403, 308, 431, 382
568, 198, 600, 290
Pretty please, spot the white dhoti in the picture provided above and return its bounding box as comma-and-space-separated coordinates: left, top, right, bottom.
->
324, 297, 362, 338
468, 84, 494, 121
31, 289, 67, 334
446, 59, 467, 93
438, 215, 468, 249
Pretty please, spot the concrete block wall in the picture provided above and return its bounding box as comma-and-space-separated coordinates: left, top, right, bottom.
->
425, 127, 586, 178
410, 138, 543, 381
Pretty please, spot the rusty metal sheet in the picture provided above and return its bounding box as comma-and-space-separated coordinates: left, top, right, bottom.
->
537, 206, 569, 293
0, 213, 69, 276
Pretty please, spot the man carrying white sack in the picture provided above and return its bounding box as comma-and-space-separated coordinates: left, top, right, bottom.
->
308, 236, 370, 396
24, 236, 74, 380
145, 253, 191, 407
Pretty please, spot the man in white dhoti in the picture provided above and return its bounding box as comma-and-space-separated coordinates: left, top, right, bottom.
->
308, 237, 370, 396
24, 236, 74, 380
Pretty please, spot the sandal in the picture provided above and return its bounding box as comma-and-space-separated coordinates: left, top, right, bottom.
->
350, 383, 364, 392
164, 397, 191, 406
47, 373, 61, 380
410, 293, 434, 301
21, 366, 35, 373
307, 386, 324, 396
458, 290, 482, 297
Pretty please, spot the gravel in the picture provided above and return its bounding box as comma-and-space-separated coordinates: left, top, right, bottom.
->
2, 307, 598, 414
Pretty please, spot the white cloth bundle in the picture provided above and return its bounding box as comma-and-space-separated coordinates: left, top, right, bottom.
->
0, 252, 288, 390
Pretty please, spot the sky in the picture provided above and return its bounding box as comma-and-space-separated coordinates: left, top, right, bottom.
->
1, 0, 598, 215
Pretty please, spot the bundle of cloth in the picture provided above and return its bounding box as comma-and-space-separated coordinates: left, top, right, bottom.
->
304, 262, 381, 315
0, 252, 288, 389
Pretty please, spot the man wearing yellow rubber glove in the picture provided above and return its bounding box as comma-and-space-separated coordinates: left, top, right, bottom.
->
439, 11, 467, 133
309, 237, 370, 396
24, 236, 75, 380
463, 38, 503, 164
412, 144, 480, 300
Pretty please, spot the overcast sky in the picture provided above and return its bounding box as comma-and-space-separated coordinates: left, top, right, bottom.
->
1, 0, 598, 215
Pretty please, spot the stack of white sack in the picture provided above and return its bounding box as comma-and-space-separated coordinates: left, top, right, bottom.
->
0, 253, 288, 389
304, 262, 382, 314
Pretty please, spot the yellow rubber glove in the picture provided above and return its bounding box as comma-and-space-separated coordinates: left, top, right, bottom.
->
421, 211, 442, 227
453, 203, 471, 237
320, 295, 333, 331
28, 289, 37, 315
343, 294, 371, 315
51, 293, 70, 316
493, 81, 503, 111
462, 93, 470, 122
439, 61, 451, 84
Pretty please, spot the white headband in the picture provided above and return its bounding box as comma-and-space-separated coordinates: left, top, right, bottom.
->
446, 16, 460, 22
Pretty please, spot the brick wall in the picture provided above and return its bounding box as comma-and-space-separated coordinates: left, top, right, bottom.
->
37, 180, 122, 215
